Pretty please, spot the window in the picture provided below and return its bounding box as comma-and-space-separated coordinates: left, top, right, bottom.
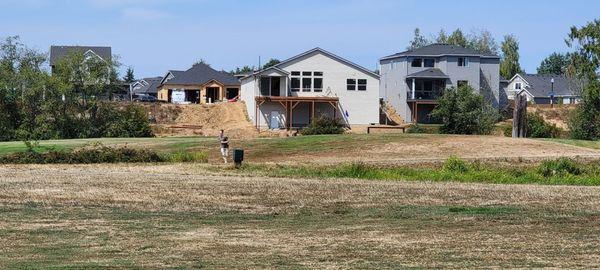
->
515, 82, 522, 90
291, 71, 301, 76
458, 57, 469, 67
391, 61, 396, 69
313, 72, 323, 92
302, 71, 312, 76
457, 80, 469, 88
291, 77, 300, 92
260, 77, 270, 96
411, 58, 422, 67
424, 58, 435, 67
357, 79, 367, 91
302, 77, 312, 92
347, 79, 356, 90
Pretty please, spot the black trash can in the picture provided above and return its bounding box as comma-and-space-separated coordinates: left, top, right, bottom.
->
233, 149, 244, 167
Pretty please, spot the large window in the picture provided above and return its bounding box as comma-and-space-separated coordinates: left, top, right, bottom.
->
347, 79, 356, 90
302, 77, 312, 92
411, 58, 422, 67
291, 77, 300, 92
357, 79, 367, 91
424, 58, 435, 67
260, 77, 270, 96
458, 57, 469, 67
313, 72, 323, 92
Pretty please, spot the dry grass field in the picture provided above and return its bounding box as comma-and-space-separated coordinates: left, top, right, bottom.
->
1, 164, 599, 268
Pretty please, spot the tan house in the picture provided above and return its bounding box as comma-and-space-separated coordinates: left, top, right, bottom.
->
157, 63, 240, 104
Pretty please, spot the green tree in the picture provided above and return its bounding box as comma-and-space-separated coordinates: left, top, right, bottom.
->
194, 59, 210, 67
431, 85, 498, 135
566, 19, 600, 140
447, 29, 469, 48
537, 53, 571, 75
436, 28, 448, 43
262, 58, 281, 69
499, 34, 523, 79
407, 28, 430, 50
469, 29, 499, 55
233, 65, 254, 74
123, 67, 135, 83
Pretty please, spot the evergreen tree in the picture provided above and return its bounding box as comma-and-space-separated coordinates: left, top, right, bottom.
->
436, 28, 448, 43
123, 67, 135, 83
537, 53, 571, 75
407, 28, 430, 50
470, 30, 499, 55
499, 34, 524, 79
262, 58, 281, 69
447, 29, 469, 48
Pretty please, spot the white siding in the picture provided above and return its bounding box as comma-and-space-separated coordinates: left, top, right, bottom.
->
241, 50, 380, 127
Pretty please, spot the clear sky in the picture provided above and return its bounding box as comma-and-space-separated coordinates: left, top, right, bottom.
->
0, 0, 598, 78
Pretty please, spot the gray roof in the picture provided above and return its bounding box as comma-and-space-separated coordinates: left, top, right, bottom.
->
406, 68, 449, 79
161, 63, 239, 86
519, 74, 577, 97
245, 47, 379, 80
381, 43, 499, 60
50, 46, 111, 65
133, 77, 163, 95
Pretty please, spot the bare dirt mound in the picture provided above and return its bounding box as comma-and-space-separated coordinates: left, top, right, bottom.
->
144, 102, 258, 138
529, 105, 577, 130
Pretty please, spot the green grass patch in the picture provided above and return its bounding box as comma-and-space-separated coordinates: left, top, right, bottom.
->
234, 157, 600, 186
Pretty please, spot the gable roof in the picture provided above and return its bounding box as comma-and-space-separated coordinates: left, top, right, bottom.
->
160, 63, 239, 86
381, 43, 499, 60
516, 74, 578, 97
246, 47, 379, 79
406, 68, 449, 79
50, 46, 111, 65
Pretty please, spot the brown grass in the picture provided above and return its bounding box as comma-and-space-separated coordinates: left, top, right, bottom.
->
0, 163, 599, 268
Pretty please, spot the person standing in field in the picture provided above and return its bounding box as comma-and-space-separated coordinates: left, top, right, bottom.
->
219, 130, 229, 164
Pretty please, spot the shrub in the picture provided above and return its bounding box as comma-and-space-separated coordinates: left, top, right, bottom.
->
569, 81, 600, 140
406, 124, 427, 133
537, 158, 582, 177
300, 116, 345, 135
163, 151, 208, 163
95, 102, 154, 138
443, 156, 469, 173
526, 113, 562, 138
431, 85, 499, 135
0, 143, 163, 164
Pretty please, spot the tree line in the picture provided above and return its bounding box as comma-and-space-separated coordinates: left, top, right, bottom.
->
0, 36, 152, 142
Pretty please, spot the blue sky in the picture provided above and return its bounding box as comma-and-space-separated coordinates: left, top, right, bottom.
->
0, 0, 598, 78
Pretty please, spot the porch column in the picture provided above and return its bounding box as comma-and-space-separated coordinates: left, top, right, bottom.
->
411, 79, 416, 100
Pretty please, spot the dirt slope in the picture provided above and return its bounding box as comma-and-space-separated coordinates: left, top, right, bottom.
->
529, 105, 576, 130
144, 102, 258, 138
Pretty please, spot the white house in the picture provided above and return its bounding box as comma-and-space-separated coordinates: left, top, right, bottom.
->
240, 48, 380, 130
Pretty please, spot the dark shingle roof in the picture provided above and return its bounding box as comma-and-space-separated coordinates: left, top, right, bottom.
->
520, 74, 576, 97
381, 43, 499, 60
162, 63, 239, 86
133, 77, 163, 95
50, 46, 111, 65
406, 68, 449, 79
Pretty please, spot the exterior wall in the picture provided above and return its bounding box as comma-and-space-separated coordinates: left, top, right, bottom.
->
157, 83, 239, 103
506, 76, 528, 100
480, 58, 501, 108
380, 57, 410, 122
242, 51, 380, 127
380, 55, 501, 123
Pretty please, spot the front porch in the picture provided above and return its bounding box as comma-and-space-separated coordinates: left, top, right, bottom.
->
255, 96, 340, 130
